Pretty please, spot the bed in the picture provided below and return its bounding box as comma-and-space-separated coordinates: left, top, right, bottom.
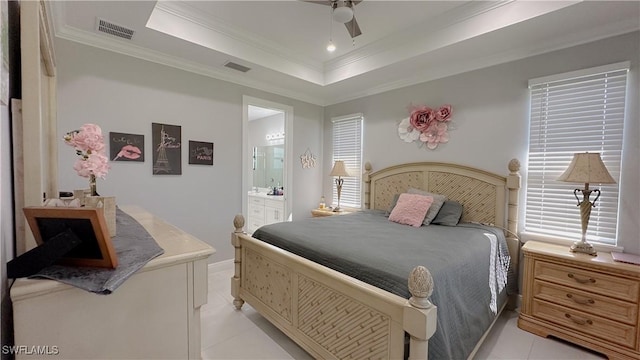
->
231, 160, 522, 359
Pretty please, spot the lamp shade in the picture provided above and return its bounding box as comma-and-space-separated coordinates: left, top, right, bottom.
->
330, 160, 351, 177
557, 152, 616, 184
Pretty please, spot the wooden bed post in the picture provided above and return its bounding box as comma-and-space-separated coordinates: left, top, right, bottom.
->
404, 266, 437, 360
231, 214, 245, 310
363, 162, 372, 209
506, 159, 521, 239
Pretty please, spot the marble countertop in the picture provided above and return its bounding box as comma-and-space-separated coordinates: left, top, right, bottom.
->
247, 191, 285, 200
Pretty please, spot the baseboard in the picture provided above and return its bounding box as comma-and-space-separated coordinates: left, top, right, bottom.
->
208, 258, 234, 273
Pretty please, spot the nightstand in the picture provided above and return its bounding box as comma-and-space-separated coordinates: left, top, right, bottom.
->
311, 208, 353, 217
518, 241, 640, 360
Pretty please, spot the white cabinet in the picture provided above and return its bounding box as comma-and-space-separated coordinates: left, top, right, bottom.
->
247, 193, 285, 233
10, 206, 215, 360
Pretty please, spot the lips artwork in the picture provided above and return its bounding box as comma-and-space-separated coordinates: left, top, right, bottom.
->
114, 144, 142, 160
109, 132, 145, 162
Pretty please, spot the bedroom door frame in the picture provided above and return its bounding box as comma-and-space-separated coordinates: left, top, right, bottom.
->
242, 95, 293, 222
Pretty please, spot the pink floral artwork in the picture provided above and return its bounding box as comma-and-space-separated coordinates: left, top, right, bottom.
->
398, 104, 453, 150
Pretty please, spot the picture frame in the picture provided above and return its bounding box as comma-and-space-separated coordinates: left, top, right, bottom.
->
152, 122, 182, 175
23, 207, 118, 268
110, 132, 144, 162
188, 140, 214, 165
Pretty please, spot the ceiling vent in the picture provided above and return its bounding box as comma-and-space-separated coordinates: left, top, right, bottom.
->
96, 18, 135, 40
224, 61, 251, 73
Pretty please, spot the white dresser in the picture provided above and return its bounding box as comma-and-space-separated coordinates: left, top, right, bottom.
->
247, 192, 286, 233
10, 206, 215, 359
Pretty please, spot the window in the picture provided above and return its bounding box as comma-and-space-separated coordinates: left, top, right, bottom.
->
525, 62, 628, 246
332, 113, 363, 209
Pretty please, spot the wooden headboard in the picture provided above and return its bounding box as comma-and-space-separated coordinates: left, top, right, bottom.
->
363, 160, 521, 236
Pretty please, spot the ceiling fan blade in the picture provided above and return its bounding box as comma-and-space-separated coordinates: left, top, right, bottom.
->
344, 16, 362, 38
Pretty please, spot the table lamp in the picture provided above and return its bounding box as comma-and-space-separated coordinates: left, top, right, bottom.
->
330, 160, 351, 212
556, 152, 616, 255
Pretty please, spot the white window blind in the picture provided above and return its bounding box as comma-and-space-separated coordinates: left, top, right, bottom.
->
525, 62, 628, 245
332, 114, 363, 209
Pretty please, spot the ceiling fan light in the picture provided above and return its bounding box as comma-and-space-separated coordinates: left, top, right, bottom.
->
333, 7, 353, 23
326, 41, 336, 52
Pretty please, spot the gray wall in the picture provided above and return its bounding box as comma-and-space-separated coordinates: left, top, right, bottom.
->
324, 31, 640, 255
56, 39, 324, 262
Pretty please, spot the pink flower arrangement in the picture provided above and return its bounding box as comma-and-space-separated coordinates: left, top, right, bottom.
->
64, 124, 110, 196
398, 104, 453, 149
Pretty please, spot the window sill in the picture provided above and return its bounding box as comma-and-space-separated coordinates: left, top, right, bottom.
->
520, 231, 623, 253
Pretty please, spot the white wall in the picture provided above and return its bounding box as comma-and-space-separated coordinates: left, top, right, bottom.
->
56, 39, 324, 262
324, 31, 640, 255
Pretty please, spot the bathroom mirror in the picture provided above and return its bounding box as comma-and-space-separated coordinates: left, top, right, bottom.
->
252, 145, 284, 189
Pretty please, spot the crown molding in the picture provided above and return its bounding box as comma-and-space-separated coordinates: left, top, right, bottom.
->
325, 0, 513, 72
47, 1, 638, 108
323, 0, 580, 84
53, 24, 326, 106
157, 1, 323, 72
323, 23, 639, 106
150, 2, 325, 85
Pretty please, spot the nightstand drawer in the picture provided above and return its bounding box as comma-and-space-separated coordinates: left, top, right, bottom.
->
534, 280, 638, 325
532, 299, 637, 349
534, 261, 639, 302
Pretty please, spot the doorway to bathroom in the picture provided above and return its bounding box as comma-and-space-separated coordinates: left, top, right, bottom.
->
242, 96, 293, 232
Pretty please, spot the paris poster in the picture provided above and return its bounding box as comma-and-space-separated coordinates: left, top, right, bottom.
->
152, 123, 182, 175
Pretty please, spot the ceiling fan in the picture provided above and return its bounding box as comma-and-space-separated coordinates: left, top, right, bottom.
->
307, 0, 363, 38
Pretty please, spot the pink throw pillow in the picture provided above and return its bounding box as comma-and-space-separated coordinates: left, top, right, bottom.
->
388, 193, 434, 227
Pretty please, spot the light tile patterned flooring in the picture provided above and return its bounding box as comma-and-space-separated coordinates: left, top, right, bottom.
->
202, 262, 607, 360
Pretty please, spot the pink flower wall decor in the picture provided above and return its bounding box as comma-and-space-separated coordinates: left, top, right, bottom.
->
64, 123, 110, 196
398, 104, 453, 150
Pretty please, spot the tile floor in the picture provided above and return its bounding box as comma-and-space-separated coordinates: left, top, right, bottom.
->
201, 261, 607, 360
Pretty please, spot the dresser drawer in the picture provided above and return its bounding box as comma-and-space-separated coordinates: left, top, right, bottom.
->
534, 260, 639, 302
249, 196, 265, 206
534, 280, 638, 325
249, 204, 265, 219
532, 299, 637, 349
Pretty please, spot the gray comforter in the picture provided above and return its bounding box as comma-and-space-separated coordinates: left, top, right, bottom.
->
253, 210, 514, 360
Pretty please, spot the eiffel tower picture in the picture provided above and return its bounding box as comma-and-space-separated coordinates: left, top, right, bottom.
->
152, 123, 182, 175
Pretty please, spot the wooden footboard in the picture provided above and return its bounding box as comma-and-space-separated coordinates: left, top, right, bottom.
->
231, 215, 437, 360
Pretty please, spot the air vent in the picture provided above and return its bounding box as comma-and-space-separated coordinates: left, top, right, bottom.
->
96, 18, 135, 40
224, 61, 251, 73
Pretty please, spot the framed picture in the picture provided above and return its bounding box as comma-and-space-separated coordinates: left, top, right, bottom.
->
188, 140, 214, 165
110, 132, 144, 162
23, 207, 118, 268
152, 123, 181, 175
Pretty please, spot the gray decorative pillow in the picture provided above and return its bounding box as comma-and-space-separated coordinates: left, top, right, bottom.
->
386, 193, 401, 216
407, 188, 447, 225
432, 200, 463, 226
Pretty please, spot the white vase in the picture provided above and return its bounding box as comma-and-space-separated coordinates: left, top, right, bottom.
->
85, 196, 117, 237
